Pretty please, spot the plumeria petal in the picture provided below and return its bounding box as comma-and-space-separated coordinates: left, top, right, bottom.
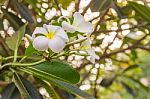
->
73, 12, 85, 26
76, 21, 93, 33
43, 24, 60, 33
89, 56, 96, 64
79, 37, 91, 50
81, 39, 91, 47
55, 28, 69, 42
87, 49, 99, 60
33, 36, 49, 51
62, 21, 76, 33
48, 37, 65, 53
77, 34, 85, 39
32, 27, 47, 38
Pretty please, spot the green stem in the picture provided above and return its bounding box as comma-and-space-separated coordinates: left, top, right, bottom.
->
13, 44, 18, 63
3, 56, 42, 61
74, 53, 89, 56
3, 56, 23, 60
0, 59, 45, 70
19, 56, 27, 62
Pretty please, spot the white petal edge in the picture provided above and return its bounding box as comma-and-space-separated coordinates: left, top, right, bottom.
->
76, 21, 93, 33
62, 21, 76, 33
43, 24, 60, 33
73, 12, 85, 26
32, 27, 47, 38
33, 36, 49, 51
80, 38, 91, 50
87, 49, 99, 60
48, 37, 65, 53
77, 34, 85, 39
55, 28, 69, 42
89, 57, 96, 64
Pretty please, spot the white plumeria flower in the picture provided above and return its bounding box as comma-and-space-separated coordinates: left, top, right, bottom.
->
62, 12, 93, 33
32, 24, 69, 53
78, 34, 99, 63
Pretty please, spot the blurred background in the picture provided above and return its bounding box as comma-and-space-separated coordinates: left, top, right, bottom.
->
0, 0, 150, 99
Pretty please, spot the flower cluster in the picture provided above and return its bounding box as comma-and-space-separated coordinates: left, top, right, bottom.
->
32, 12, 99, 63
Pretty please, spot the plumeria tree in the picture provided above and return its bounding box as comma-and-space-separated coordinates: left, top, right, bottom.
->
0, 0, 150, 99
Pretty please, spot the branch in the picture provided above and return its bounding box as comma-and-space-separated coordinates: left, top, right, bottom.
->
93, 8, 110, 33
75, 0, 80, 12
54, 0, 62, 15
94, 67, 100, 98
81, 0, 93, 15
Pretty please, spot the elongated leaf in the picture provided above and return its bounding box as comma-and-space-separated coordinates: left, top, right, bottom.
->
32, 60, 80, 84
123, 75, 149, 91
112, 2, 126, 19
1, 8, 24, 30
13, 72, 32, 99
6, 23, 27, 51
1, 83, 20, 99
19, 75, 43, 99
48, 78, 95, 99
90, 0, 112, 12
128, 1, 150, 22
12, 0, 35, 23
121, 81, 137, 97
123, 65, 139, 73
37, 78, 60, 99
18, 67, 95, 99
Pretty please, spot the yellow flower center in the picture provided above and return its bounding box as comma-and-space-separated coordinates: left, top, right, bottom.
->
46, 32, 55, 39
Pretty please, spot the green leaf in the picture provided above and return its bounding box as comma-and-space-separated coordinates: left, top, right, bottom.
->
123, 65, 139, 73
32, 60, 80, 84
1, 8, 24, 30
25, 43, 36, 56
58, 0, 72, 9
13, 72, 43, 99
19, 75, 43, 99
37, 78, 60, 99
12, 0, 35, 24
48, 78, 95, 99
6, 23, 27, 51
90, 0, 112, 12
13, 72, 32, 99
18, 60, 80, 84
131, 50, 138, 61
121, 81, 137, 97
123, 75, 149, 92
128, 1, 150, 22
18, 67, 95, 99
24, 0, 37, 8
112, 2, 126, 19
1, 83, 20, 99
67, 32, 84, 38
